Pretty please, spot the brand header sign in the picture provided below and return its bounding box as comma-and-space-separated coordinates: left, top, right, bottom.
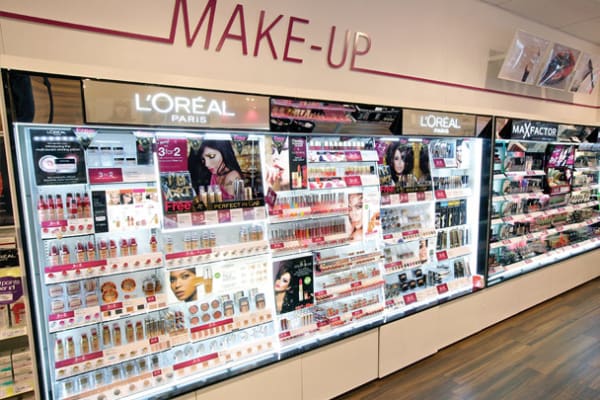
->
511, 120, 558, 141
402, 109, 476, 137
83, 80, 270, 130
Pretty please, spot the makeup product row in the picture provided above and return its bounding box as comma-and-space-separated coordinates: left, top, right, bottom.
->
37, 192, 91, 222
316, 266, 381, 292
272, 192, 345, 214
569, 190, 593, 205
313, 292, 382, 326
493, 197, 545, 218
495, 222, 531, 241
431, 141, 455, 159
54, 314, 169, 363
436, 227, 469, 250
381, 208, 428, 233
59, 354, 163, 398
572, 171, 597, 187
272, 105, 350, 122
48, 273, 163, 313
171, 288, 268, 330
503, 155, 544, 172
315, 249, 381, 274
433, 176, 469, 191
495, 177, 543, 195
170, 323, 273, 369
383, 246, 423, 269
47, 235, 158, 265
390, 267, 428, 295
574, 154, 598, 168
435, 200, 466, 229
268, 219, 346, 242
307, 165, 373, 178
309, 139, 370, 151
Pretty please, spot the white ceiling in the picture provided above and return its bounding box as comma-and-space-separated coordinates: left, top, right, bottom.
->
481, 0, 600, 46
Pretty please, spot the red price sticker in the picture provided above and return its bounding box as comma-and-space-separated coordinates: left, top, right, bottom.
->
399, 193, 409, 203
345, 151, 362, 161
317, 320, 329, 328
344, 176, 362, 186
436, 283, 449, 294
436, 251, 448, 261
433, 159, 446, 168
416, 192, 426, 201
435, 190, 447, 199
403, 293, 417, 305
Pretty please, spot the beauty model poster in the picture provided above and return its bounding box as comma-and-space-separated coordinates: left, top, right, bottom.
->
157, 135, 265, 226
498, 30, 551, 85
273, 255, 314, 315
264, 135, 291, 193
374, 140, 432, 194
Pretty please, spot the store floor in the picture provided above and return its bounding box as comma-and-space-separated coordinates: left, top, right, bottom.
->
335, 277, 600, 400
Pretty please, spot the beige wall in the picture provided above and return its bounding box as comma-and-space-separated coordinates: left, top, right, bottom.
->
0, 0, 598, 123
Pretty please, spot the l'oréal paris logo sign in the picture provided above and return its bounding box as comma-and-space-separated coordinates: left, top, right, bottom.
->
419, 114, 461, 134
84, 80, 270, 130
402, 109, 475, 137
511, 120, 558, 141
134, 92, 235, 124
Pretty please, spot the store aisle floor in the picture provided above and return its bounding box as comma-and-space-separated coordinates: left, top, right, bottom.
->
335, 277, 600, 400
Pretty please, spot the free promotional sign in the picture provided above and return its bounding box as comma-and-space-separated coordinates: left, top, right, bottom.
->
83, 80, 270, 130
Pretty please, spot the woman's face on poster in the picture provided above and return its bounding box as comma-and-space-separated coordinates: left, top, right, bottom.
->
274, 271, 291, 292
202, 146, 224, 174
393, 149, 406, 174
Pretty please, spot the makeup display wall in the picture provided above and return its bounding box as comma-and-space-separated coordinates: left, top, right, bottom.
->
376, 137, 484, 317
14, 126, 278, 400
487, 120, 600, 284
265, 135, 385, 349
9, 114, 598, 400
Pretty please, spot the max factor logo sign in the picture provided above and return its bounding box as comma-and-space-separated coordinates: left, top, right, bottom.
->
513, 122, 557, 139
419, 115, 461, 134
134, 93, 235, 124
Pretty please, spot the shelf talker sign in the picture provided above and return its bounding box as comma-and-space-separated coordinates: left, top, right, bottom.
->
83, 80, 270, 130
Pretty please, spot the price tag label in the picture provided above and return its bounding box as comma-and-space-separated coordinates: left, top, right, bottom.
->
435, 190, 447, 199
416, 192, 426, 201
436, 283, 449, 294
436, 251, 448, 261
403, 293, 417, 305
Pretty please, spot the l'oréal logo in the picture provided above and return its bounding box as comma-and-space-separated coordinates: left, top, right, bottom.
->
134, 92, 235, 124
419, 114, 461, 134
